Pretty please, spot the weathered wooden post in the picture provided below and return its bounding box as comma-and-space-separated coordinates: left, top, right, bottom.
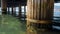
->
19, 2, 21, 20
13, 7, 16, 16
27, 0, 54, 34
12, 1, 14, 15
7, 7, 10, 15
24, 6, 26, 20
1, 0, 7, 14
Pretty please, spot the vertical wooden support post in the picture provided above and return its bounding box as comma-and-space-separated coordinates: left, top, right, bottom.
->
13, 7, 16, 16
27, 0, 54, 34
24, 6, 26, 20
19, 2, 21, 20
8, 7, 10, 15
12, 6, 13, 15
12, 0, 14, 15
11, 6, 13, 15
1, 0, 7, 14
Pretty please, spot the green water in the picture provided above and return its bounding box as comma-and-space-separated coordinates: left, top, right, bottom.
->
0, 15, 26, 34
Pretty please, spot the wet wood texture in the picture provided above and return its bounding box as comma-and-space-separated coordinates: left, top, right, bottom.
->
27, 0, 54, 34
1, 0, 7, 14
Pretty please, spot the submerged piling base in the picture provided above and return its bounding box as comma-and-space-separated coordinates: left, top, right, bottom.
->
27, 21, 52, 34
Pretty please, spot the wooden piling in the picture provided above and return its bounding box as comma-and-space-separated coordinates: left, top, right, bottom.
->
1, 0, 7, 14
19, 2, 21, 20
27, 0, 54, 34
